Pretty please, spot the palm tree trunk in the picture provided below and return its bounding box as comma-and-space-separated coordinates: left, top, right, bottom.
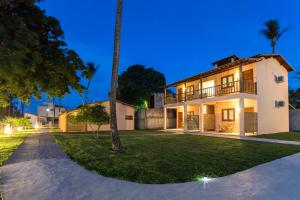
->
271, 40, 276, 54
110, 0, 123, 152
84, 80, 91, 104
20, 101, 25, 117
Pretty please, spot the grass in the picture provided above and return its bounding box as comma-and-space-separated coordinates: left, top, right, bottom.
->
55, 129, 166, 135
54, 134, 300, 184
254, 132, 300, 141
0, 130, 34, 166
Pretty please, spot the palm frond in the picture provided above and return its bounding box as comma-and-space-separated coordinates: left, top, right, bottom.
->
277, 27, 289, 40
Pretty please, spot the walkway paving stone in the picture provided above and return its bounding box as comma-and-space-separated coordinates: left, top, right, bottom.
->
5, 129, 67, 165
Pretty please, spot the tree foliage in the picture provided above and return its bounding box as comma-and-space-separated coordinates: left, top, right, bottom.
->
0, 0, 91, 105
0, 117, 31, 128
260, 19, 288, 54
117, 65, 166, 107
68, 104, 110, 137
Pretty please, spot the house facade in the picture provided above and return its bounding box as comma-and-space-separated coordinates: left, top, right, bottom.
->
38, 102, 66, 126
24, 113, 39, 128
59, 100, 135, 132
163, 54, 293, 135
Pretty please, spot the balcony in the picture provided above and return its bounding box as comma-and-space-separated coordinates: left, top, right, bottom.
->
165, 79, 256, 104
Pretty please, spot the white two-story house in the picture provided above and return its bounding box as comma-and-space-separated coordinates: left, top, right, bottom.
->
163, 54, 293, 135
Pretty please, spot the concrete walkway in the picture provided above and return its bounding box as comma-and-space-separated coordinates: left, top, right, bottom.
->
2, 131, 300, 200
190, 132, 300, 146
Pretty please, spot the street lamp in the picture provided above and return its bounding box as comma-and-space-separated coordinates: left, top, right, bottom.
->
46, 108, 50, 127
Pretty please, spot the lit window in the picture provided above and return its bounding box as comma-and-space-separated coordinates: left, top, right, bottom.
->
187, 85, 194, 94
222, 109, 235, 121
221, 75, 234, 88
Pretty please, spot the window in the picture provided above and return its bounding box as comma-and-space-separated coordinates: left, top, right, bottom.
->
186, 85, 194, 94
187, 111, 194, 116
187, 111, 195, 120
274, 75, 284, 83
125, 115, 133, 120
221, 75, 234, 88
275, 101, 285, 108
222, 109, 235, 121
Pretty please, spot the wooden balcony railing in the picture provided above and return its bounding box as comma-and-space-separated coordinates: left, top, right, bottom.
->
165, 79, 256, 104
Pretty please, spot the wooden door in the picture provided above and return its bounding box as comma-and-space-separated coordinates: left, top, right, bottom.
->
178, 112, 183, 128
243, 69, 254, 93
243, 69, 253, 80
178, 88, 184, 102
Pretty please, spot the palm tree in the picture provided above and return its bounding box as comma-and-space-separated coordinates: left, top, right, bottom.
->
83, 62, 98, 104
260, 19, 288, 54
109, 0, 123, 152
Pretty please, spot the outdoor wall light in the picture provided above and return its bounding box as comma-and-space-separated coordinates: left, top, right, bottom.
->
34, 123, 39, 129
236, 106, 241, 113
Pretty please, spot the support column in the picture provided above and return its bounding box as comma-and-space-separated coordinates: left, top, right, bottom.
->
164, 86, 167, 104
183, 103, 188, 132
163, 107, 167, 130
199, 104, 204, 132
239, 97, 245, 136
239, 64, 244, 92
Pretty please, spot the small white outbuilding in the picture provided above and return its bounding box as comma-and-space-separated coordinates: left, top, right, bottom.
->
59, 100, 135, 132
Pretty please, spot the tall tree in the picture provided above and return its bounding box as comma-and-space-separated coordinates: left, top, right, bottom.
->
117, 65, 166, 107
260, 19, 288, 54
109, 0, 123, 152
0, 0, 91, 106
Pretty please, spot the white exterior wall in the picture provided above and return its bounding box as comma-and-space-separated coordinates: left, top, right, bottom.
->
256, 58, 289, 134
214, 100, 240, 133
24, 113, 38, 127
87, 101, 135, 131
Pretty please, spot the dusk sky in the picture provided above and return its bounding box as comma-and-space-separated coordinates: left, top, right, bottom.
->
26, 0, 300, 113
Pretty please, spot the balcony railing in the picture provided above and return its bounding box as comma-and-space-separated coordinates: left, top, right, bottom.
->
165, 79, 256, 104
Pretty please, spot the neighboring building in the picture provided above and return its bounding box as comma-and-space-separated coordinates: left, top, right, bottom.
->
38, 102, 66, 126
59, 100, 135, 132
163, 54, 293, 135
149, 93, 164, 108
24, 113, 38, 128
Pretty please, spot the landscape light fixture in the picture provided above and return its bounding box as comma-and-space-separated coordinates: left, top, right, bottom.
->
4, 125, 12, 134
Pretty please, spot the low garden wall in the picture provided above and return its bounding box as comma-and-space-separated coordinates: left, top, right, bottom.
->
135, 108, 176, 130
290, 109, 300, 131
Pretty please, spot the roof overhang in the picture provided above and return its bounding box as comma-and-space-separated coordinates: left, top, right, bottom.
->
165, 54, 294, 88
165, 58, 262, 87
251, 54, 294, 72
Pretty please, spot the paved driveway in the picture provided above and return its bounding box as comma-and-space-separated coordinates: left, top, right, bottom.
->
1, 131, 300, 200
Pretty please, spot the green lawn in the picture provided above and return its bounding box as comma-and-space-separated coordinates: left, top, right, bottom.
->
0, 130, 34, 166
54, 134, 300, 184
254, 132, 300, 141
55, 129, 167, 135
